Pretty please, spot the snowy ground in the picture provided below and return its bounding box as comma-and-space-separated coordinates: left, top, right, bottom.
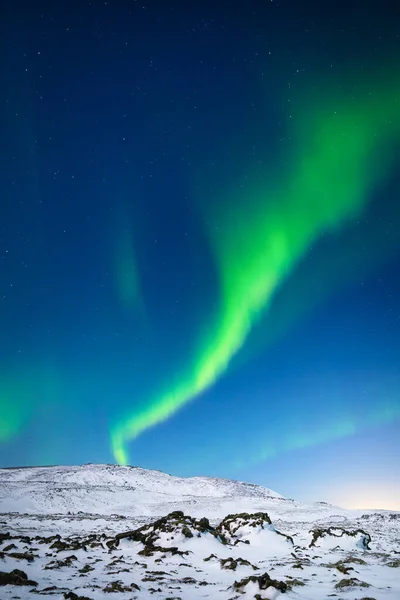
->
0, 464, 399, 599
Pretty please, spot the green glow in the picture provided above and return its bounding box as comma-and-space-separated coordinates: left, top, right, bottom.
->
111, 76, 400, 465
236, 398, 400, 471
0, 394, 23, 442
0, 365, 61, 444
234, 192, 400, 375
0, 377, 34, 442
114, 225, 143, 313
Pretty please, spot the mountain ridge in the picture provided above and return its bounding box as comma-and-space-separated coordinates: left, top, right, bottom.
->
0, 463, 288, 519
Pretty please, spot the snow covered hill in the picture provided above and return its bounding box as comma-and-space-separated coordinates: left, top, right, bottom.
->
0, 463, 399, 599
0, 463, 286, 518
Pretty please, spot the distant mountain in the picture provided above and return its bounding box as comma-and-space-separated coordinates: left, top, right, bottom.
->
0, 463, 287, 518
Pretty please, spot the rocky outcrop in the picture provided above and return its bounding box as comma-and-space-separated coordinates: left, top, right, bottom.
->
335, 577, 371, 589
64, 592, 94, 600
0, 569, 37, 586
217, 512, 293, 547
217, 512, 273, 540
110, 510, 224, 549
309, 527, 371, 549
232, 572, 287, 595
220, 556, 258, 571
103, 580, 140, 592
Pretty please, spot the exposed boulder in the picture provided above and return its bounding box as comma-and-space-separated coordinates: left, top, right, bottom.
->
232, 572, 287, 597
78, 563, 95, 573
138, 543, 189, 557
0, 533, 11, 545
64, 592, 94, 600
3, 543, 17, 552
44, 533, 103, 552
0, 569, 37, 586
335, 577, 371, 589
386, 559, 400, 567
45, 554, 78, 569
324, 555, 367, 573
7, 551, 36, 562
204, 553, 218, 562
103, 580, 140, 592
220, 557, 258, 571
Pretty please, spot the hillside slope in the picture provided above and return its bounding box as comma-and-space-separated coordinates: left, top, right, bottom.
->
0, 463, 286, 518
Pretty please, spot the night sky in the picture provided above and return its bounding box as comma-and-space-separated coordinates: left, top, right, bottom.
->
1, 0, 399, 509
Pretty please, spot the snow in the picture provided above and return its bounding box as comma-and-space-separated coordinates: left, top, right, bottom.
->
0, 463, 399, 599
0, 463, 284, 517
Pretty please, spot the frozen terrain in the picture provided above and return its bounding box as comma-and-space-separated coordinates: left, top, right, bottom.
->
0, 463, 399, 599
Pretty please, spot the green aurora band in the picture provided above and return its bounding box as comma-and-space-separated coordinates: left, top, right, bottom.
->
111, 77, 400, 465
0, 379, 26, 442
233, 396, 400, 471
0, 365, 61, 444
113, 202, 144, 316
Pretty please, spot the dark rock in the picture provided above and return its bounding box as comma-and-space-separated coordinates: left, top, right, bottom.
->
324, 556, 367, 574
19, 536, 31, 544
204, 554, 218, 562
111, 511, 221, 550
232, 572, 287, 594
218, 512, 272, 538
50, 540, 70, 552
309, 527, 371, 549
146, 570, 168, 575
8, 569, 27, 580
78, 564, 94, 573
48, 535, 99, 553
217, 512, 293, 546
142, 575, 166, 582
37, 534, 61, 544
7, 551, 36, 562
64, 592, 94, 600
103, 580, 140, 593
138, 544, 189, 557
198, 517, 210, 530
179, 577, 197, 584
286, 578, 306, 589
0, 569, 37, 586
0, 533, 11, 544
3, 543, 17, 552
386, 559, 400, 567
45, 554, 78, 570
181, 526, 193, 538
220, 557, 257, 571
335, 578, 370, 589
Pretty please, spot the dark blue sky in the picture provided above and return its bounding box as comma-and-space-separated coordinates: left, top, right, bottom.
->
1, 0, 399, 509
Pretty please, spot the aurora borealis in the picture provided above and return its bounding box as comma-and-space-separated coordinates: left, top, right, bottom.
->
111, 76, 400, 465
1, 0, 400, 508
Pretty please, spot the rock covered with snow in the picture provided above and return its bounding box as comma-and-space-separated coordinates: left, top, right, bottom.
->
309, 526, 371, 550
217, 512, 293, 553
231, 572, 287, 599
111, 510, 224, 551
